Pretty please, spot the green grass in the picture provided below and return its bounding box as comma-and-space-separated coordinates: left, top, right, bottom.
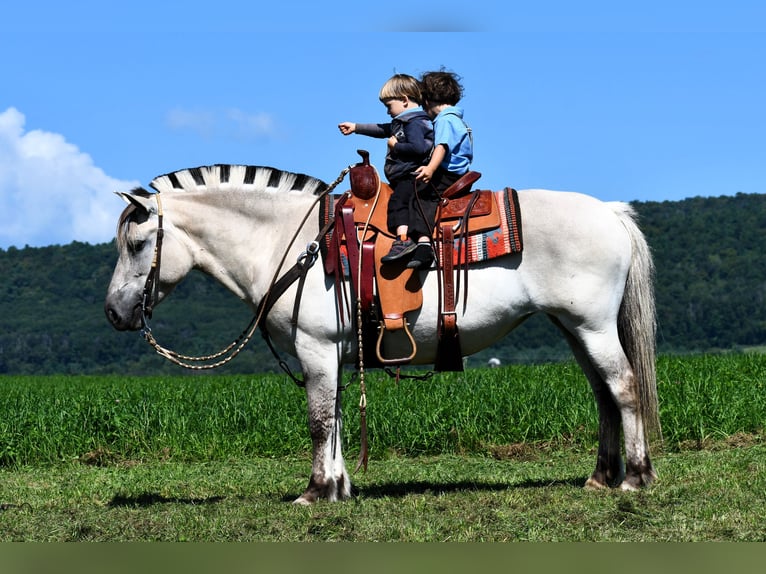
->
1, 446, 764, 541
1, 353, 764, 466
0, 352, 764, 541
657, 352, 766, 445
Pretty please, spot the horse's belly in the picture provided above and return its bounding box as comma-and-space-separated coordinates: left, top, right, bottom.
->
396, 262, 532, 362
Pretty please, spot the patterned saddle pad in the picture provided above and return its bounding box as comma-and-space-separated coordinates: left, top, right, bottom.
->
319, 186, 523, 270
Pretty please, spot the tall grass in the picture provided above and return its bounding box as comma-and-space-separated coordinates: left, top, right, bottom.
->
0, 353, 763, 467
657, 352, 766, 444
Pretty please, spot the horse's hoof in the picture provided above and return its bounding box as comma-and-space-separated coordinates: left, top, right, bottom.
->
584, 477, 608, 490
293, 491, 317, 505
620, 465, 657, 490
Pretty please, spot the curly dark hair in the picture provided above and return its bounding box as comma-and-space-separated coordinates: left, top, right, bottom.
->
419, 69, 464, 106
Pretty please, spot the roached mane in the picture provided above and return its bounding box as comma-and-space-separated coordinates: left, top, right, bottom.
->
148, 164, 328, 196
115, 165, 328, 250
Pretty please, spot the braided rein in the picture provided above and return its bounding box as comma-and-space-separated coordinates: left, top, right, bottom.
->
139, 164, 352, 371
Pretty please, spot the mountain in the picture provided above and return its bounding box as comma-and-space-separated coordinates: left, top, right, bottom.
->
1, 193, 764, 374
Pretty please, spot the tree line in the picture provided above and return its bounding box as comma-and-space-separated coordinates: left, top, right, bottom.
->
1, 192, 764, 375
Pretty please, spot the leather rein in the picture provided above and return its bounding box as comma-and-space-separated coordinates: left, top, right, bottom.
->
138, 165, 352, 383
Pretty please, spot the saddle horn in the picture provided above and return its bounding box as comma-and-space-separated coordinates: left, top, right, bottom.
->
349, 149, 380, 200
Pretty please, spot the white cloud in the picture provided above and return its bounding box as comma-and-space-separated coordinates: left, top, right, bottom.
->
165, 108, 216, 138
0, 107, 139, 249
226, 108, 277, 138
165, 107, 278, 140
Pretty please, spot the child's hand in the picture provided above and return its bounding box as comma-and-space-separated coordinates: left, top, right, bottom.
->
338, 122, 356, 135
387, 135, 397, 150
414, 166, 434, 183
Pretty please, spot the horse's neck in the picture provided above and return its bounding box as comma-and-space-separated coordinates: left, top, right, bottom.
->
169, 191, 316, 303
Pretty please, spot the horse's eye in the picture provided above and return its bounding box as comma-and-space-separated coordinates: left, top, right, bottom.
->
129, 240, 146, 254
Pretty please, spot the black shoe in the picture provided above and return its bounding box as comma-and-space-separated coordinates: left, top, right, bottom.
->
381, 238, 417, 263
406, 244, 434, 269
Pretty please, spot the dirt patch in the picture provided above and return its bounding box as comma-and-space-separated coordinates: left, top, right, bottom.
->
79, 446, 172, 468
673, 432, 763, 452
488, 442, 538, 461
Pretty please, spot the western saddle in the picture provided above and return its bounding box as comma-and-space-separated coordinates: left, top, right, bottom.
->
325, 150, 501, 371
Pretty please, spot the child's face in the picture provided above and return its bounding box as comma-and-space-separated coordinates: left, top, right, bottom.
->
382, 97, 408, 118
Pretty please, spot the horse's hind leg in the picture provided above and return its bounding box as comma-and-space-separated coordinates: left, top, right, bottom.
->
577, 355, 625, 489
583, 377, 626, 489
293, 366, 352, 505
553, 320, 655, 489
553, 320, 624, 488
581, 333, 655, 489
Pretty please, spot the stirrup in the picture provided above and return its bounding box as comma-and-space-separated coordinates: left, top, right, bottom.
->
375, 320, 417, 365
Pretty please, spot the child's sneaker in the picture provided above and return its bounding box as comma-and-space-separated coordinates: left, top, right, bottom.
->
381, 238, 417, 263
406, 244, 435, 269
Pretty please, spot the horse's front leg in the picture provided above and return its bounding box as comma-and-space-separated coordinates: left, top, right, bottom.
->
293, 365, 351, 505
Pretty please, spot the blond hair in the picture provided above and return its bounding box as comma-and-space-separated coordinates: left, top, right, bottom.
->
378, 74, 422, 103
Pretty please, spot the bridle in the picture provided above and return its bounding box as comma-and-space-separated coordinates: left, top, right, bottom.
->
140, 192, 164, 327
136, 165, 352, 379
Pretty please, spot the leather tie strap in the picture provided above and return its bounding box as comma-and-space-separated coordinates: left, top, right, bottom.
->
435, 223, 463, 371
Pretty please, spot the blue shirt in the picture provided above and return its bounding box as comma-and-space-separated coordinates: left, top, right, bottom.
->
432, 106, 472, 175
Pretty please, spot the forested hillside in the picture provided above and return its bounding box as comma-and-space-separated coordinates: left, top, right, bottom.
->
1, 192, 764, 375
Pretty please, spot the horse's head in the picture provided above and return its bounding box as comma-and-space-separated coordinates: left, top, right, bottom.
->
104, 187, 192, 331
105, 164, 330, 332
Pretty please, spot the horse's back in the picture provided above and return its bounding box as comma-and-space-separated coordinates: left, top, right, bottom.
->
515, 188, 633, 271
517, 189, 633, 244
504, 189, 634, 316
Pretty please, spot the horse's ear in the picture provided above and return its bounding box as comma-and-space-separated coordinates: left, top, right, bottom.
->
115, 188, 157, 214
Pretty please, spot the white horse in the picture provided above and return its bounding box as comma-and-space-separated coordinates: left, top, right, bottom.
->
104, 162, 660, 504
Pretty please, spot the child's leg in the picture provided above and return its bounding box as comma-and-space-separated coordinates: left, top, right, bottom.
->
406, 171, 460, 270
386, 180, 415, 238
382, 180, 418, 263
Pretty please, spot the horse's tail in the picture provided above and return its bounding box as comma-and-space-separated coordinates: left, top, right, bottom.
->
612, 203, 662, 441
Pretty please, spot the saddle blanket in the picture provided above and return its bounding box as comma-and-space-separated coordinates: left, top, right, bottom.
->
440, 187, 523, 265
319, 187, 523, 271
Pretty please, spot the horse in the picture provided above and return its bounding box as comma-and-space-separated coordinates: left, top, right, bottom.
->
104, 162, 661, 505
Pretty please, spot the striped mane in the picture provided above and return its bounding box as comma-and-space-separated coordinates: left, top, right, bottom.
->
149, 164, 328, 196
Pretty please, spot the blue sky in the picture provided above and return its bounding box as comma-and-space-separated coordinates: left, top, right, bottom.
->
1, 1, 764, 248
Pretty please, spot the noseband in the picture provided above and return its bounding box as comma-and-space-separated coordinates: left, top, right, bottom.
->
140, 192, 164, 329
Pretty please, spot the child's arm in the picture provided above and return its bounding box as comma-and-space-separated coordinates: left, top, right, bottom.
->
414, 144, 447, 182
340, 123, 392, 138
393, 120, 433, 157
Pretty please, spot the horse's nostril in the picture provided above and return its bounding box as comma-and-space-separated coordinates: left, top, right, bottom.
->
105, 306, 119, 325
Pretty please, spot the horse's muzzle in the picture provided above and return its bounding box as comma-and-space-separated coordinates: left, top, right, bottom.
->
104, 299, 143, 331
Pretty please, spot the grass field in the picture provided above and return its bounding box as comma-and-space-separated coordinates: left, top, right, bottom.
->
0, 353, 764, 541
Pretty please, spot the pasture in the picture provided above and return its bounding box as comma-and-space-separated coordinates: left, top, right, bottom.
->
0, 353, 764, 541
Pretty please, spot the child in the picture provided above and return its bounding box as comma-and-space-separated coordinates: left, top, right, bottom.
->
338, 74, 434, 263
409, 70, 473, 269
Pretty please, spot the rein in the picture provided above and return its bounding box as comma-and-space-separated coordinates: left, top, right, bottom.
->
139, 165, 352, 379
